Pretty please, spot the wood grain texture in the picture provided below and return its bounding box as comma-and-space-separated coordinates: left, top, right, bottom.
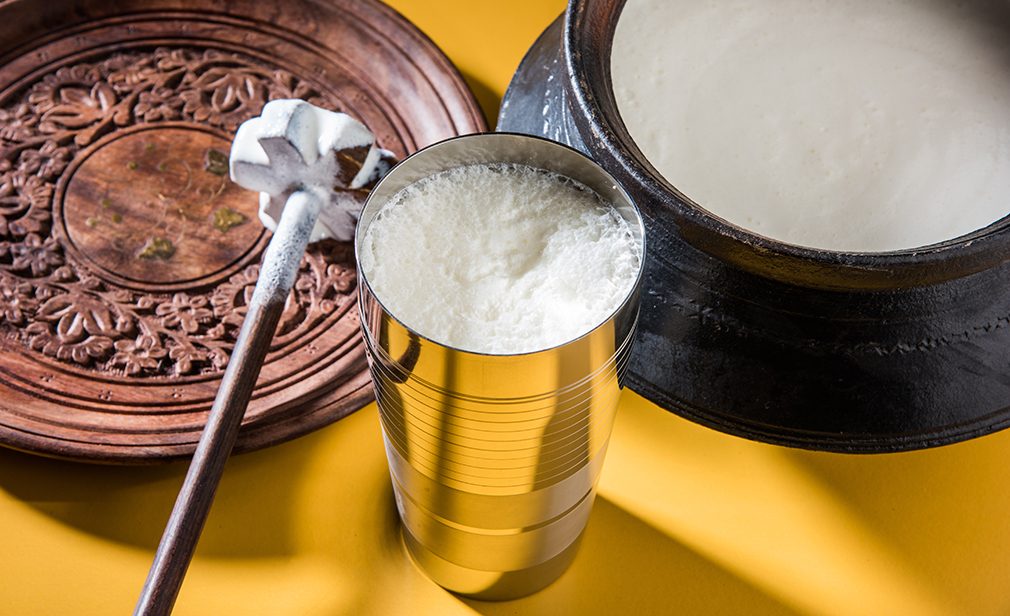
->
0, 0, 487, 463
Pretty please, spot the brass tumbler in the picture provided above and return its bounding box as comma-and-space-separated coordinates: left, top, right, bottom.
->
355, 133, 645, 600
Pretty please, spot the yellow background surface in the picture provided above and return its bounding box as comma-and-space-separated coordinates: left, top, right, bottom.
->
2, 1, 1008, 614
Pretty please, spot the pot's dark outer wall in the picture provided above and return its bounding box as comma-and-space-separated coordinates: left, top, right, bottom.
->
499, 5, 1010, 453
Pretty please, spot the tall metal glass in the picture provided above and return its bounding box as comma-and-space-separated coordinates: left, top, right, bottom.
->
355, 133, 645, 600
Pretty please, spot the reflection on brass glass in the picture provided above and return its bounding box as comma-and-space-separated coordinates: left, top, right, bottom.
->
356, 134, 644, 600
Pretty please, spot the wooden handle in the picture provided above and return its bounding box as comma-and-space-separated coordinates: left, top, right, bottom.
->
135, 191, 322, 616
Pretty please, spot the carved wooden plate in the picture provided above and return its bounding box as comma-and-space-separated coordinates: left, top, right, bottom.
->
0, 0, 486, 462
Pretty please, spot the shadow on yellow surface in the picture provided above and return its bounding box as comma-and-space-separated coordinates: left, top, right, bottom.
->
787, 435, 1010, 616
599, 392, 1010, 616
0, 406, 793, 616
6, 388, 1010, 615
3, 388, 1010, 614
459, 70, 500, 129
464, 497, 794, 615
0, 438, 311, 558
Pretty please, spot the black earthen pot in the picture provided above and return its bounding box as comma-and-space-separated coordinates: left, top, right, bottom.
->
499, 2, 1010, 452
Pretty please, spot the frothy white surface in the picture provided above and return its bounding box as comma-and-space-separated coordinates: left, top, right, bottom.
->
612, 0, 1010, 252
359, 164, 641, 354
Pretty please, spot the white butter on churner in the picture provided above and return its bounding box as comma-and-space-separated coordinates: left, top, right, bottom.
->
612, 0, 1010, 252
230, 98, 384, 243
359, 163, 642, 355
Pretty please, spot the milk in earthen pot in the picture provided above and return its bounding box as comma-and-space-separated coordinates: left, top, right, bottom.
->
611, 0, 1010, 252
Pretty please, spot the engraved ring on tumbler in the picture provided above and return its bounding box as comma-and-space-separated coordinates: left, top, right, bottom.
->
355, 133, 645, 600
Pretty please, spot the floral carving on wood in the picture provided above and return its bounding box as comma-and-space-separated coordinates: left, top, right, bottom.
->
0, 47, 361, 377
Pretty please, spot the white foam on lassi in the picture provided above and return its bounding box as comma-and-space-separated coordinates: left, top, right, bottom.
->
358, 163, 641, 354
611, 0, 1010, 252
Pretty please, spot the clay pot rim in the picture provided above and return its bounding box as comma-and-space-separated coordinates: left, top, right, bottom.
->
564, 0, 1010, 290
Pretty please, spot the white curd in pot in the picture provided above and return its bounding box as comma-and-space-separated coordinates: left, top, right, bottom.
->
611, 0, 1010, 252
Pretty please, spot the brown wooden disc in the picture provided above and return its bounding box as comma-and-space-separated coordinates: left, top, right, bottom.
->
0, 0, 486, 462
